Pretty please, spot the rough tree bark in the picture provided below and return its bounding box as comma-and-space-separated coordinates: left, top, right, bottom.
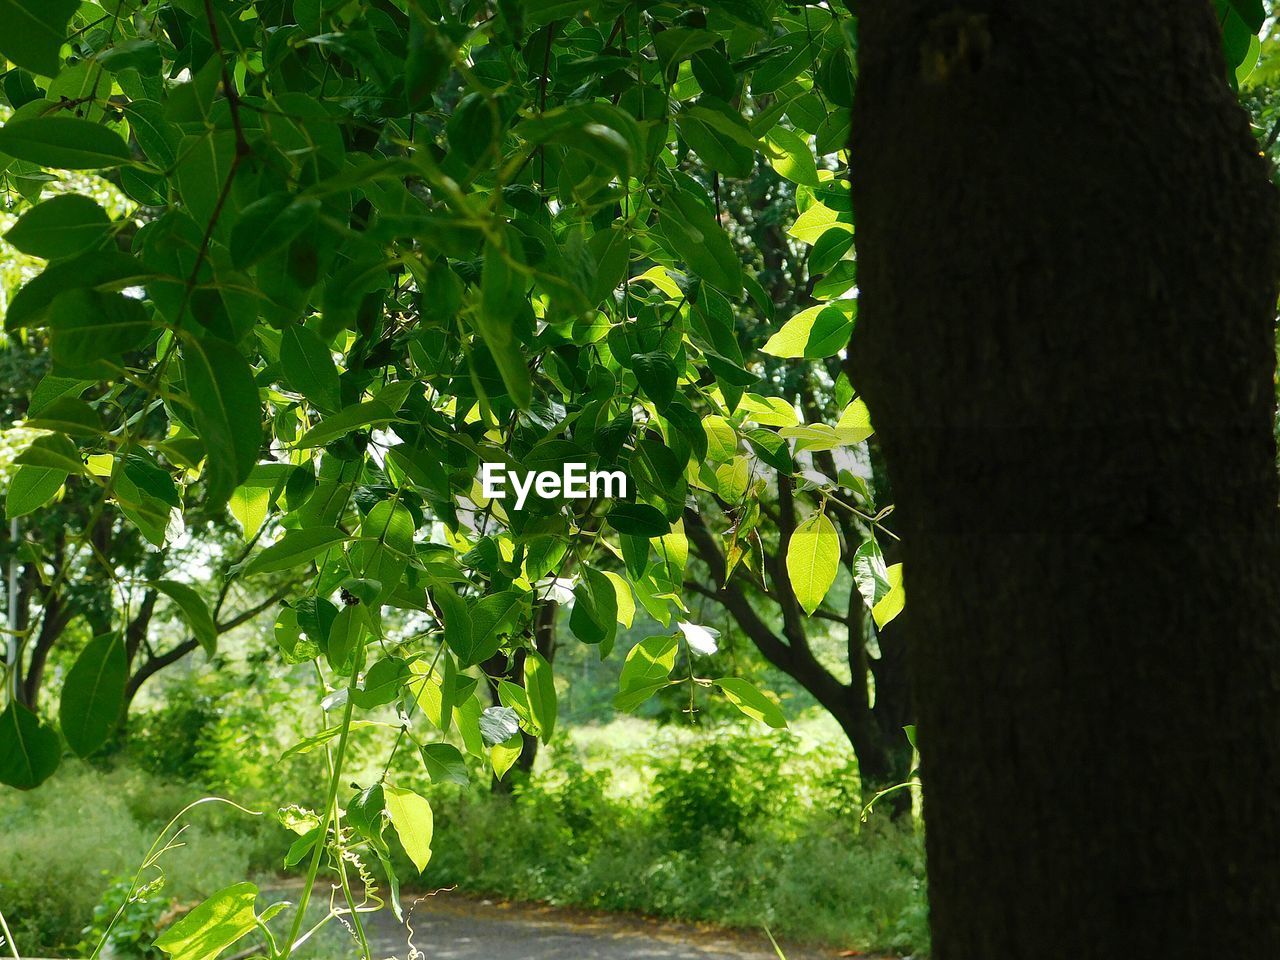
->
849, 2, 1280, 955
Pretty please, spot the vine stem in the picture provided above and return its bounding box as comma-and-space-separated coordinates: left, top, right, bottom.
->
0, 904, 21, 960
279, 685, 357, 960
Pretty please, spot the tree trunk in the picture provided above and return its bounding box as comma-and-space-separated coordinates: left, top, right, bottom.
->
850, 3, 1280, 955
683, 505, 911, 802
485, 598, 559, 793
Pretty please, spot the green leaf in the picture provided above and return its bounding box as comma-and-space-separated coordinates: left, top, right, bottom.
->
659, 188, 743, 297
297, 399, 397, 448
702, 416, 738, 462
751, 33, 814, 95
614, 635, 678, 711
603, 571, 636, 628
516, 103, 639, 177
183, 337, 262, 507
464, 588, 529, 666
1227, 0, 1266, 33
326, 603, 369, 674
5, 250, 145, 332
455, 695, 487, 758
762, 302, 856, 359
777, 402, 873, 453
570, 566, 618, 646
421, 742, 469, 786
478, 236, 532, 410
274, 607, 317, 664
607, 502, 671, 537
384, 784, 434, 872
0, 117, 131, 169
352, 499, 415, 602
412, 647, 457, 734
872, 562, 905, 629
154, 581, 218, 656
0, 700, 61, 789
632, 351, 678, 412
0, 0, 78, 76
4, 194, 111, 259
677, 102, 757, 179
813, 260, 857, 300
692, 48, 737, 100
280, 325, 340, 412
48, 289, 154, 366
16, 431, 84, 471
715, 677, 787, 728
490, 732, 523, 780
523, 650, 557, 743
854, 539, 893, 612
230, 193, 320, 270
788, 203, 852, 245
745, 429, 793, 472
228, 486, 268, 542
764, 127, 820, 187
433, 584, 474, 665
242, 527, 347, 576
5, 463, 65, 518
809, 227, 855, 274
58, 633, 127, 757
154, 882, 259, 960
96, 38, 162, 75
654, 27, 719, 79
785, 511, 839, 615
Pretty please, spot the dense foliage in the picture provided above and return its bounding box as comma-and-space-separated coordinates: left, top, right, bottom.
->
0, 0, 917, 955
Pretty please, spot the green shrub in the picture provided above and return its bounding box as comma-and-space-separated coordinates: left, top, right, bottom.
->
0, 763, 260, 957
422, 728, 930, 956
78, 876, 175, 960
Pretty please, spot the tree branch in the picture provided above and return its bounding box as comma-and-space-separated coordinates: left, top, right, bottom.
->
216, 583, 294, 633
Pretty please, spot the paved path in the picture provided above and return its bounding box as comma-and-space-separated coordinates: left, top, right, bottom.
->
361, 894, 848, 960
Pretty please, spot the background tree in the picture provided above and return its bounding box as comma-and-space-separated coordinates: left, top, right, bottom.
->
0, 0, 898, 953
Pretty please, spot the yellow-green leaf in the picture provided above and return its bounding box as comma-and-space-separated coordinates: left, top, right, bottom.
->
872, 562, 905, 629
785, 512, 839, 615
384, 784, 434, 873
154, 882, 258, 960
715, 677, 787, 728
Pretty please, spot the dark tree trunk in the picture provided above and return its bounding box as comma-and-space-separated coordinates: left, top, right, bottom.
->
683, 507, 909, 801
850, 2, 1280, 955
20, 592, 70, 709
485, 598, 559, 793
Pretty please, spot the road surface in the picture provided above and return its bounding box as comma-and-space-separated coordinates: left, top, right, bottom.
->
358, 893, 852, 960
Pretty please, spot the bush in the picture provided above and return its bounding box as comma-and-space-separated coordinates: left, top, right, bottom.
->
0, 763, 261, 957
1, 723, 928, 958
78, 876, 175, 960
422, 727, 930, 956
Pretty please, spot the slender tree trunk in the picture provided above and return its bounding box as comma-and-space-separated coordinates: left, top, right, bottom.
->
850, 2, 1280, 955
485, 598, 559, 792
20, 594, 69, 709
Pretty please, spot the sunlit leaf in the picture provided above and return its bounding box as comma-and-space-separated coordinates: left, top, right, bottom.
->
715, 677, 787, 728
384, 785, 434, 873
785, 512, 839, 615
154, 882, 259, 960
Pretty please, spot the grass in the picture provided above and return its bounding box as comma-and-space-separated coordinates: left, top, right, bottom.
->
0, 708, 929, 959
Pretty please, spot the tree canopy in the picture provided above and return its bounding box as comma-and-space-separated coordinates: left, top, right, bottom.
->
0, 0, 915, 950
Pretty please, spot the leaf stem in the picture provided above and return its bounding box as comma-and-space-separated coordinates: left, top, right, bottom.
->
279, 687, 357, 960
